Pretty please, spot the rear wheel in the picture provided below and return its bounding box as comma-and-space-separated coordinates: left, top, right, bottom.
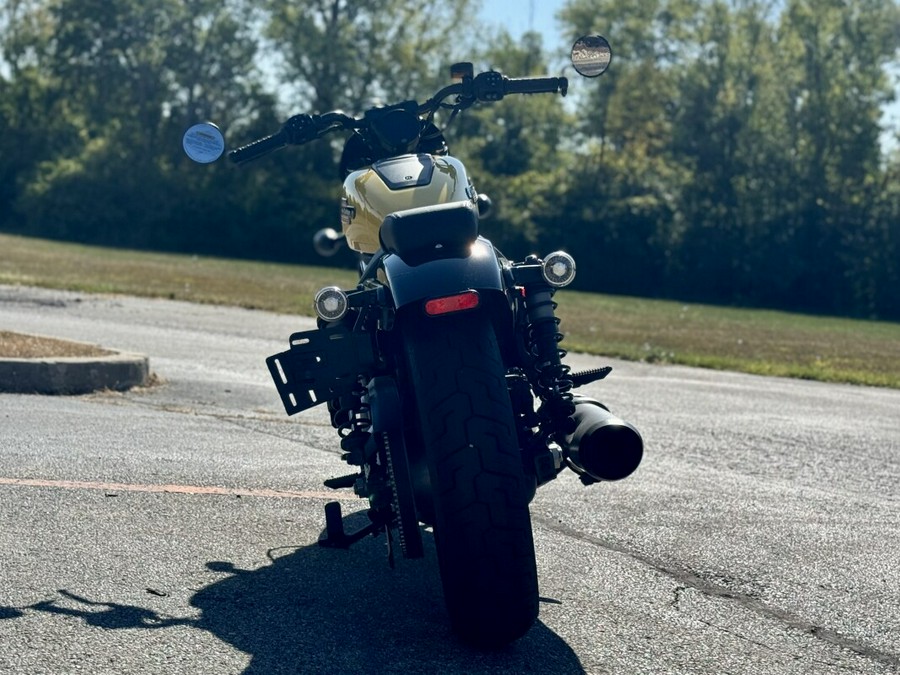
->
402, 311, 539, 647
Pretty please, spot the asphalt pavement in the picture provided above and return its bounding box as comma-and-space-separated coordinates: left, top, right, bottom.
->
1, 284, 898, 674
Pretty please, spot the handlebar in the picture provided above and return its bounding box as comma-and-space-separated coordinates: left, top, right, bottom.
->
228, 72, 568, 165
228, 130, 288, 166
229, 113, 324, 165
503, 76, 568, 97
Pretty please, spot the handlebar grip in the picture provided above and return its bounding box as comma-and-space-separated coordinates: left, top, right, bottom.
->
228, 131, 287, 165
504, 76, 569, 97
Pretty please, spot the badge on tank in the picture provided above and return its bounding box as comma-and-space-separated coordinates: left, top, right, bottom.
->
340, 198, 356, 225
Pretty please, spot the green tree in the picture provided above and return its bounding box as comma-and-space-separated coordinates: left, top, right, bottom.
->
5, 0, 277, 255
257, 0, 484, 231
668, 1, 780, 304
447, 30, 574, 260
672, 0, 900, 314
773, 0, 900, 315
0, 0, 71, 230
559, 0, 900, 317
557, 0, 698, 295
263, 0, 481, 113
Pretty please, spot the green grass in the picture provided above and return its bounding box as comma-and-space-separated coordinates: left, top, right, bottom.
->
3, 232, 899, 388
559, 292, 900, 388
0, 232, 357, 315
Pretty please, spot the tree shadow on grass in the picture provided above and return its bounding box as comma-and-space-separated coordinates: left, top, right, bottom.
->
16, 513, 585, 674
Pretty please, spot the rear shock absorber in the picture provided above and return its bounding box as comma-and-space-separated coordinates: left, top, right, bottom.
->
513, 254, 577, 436
327, 379, 372, 467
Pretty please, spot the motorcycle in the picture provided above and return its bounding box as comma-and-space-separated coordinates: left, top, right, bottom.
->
183, 35, 643, 647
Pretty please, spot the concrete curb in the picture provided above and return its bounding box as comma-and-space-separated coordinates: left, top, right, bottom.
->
0, 343, 149, 395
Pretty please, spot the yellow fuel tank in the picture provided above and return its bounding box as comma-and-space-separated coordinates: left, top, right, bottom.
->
341, 153, 474, 254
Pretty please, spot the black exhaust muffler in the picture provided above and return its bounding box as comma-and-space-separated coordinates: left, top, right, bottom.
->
561, 396, 643, 482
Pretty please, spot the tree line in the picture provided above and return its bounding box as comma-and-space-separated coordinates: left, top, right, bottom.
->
2, 0, 899, 319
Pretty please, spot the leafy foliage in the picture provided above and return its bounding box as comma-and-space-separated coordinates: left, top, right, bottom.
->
557, 0, 900, 318
1, 0, 899, 318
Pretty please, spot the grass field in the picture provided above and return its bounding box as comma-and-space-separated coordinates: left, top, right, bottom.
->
2, 232, 899, 388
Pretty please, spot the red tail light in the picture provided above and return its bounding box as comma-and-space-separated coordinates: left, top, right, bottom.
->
424, 290, 480, 316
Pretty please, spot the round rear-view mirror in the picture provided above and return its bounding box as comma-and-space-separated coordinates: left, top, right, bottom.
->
183, 122, 225, 163
571, 35, 612, 78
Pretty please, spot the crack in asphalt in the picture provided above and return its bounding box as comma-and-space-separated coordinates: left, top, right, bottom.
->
0, 292, 70, 309
533, 514, 900, 670
670, 585, 687, 610
4, 388, 334, 467
53, 372, 897, 669
86, 393, 340, 451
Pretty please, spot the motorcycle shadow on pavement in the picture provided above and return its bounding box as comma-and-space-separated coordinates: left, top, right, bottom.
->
10, 512, 585, 674
192, 512, 586, 674
0, 606, 24, 620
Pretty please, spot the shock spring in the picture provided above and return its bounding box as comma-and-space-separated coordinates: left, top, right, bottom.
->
522, 279, 575, 434
330, 379, 370, 438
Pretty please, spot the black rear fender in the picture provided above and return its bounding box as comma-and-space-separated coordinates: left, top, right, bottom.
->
383, 236, 505, 308
383, 237, 516, 356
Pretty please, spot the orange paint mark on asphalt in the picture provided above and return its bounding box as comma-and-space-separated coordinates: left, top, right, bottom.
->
0, 477, 355, 501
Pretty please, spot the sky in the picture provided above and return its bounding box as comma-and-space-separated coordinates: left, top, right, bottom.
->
478, 0, 568, 48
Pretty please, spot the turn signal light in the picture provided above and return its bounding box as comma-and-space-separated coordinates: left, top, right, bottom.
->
542, 251, 577, 287
314, 286, 349, 322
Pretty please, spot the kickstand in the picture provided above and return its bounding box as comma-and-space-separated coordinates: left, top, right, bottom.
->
318, 502, 380, 549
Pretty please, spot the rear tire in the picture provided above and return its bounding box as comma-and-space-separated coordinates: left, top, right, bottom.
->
402, 311, 539, 647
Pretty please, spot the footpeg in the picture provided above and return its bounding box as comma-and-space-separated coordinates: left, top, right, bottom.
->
570, 366, 612, 387
324, 473, 358, 490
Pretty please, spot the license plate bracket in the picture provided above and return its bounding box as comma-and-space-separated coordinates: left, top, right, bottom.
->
266, 325, 376, 415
